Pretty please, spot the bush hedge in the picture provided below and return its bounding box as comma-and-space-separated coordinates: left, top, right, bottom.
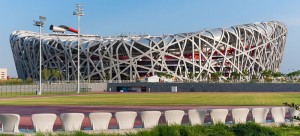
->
29, 122, 300, 136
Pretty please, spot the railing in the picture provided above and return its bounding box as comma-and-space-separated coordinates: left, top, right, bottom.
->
0, 83, 89, 96
81, 79, 300, 84
0, 79, 299, 96
26, 78, 298, 84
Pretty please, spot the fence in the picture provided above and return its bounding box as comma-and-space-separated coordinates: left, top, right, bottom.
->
79, 79, 300, 84
0, 83, 89, 96
107, 82, 300, 92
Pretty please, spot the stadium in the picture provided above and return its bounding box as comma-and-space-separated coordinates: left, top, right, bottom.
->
10, 21, 287, 81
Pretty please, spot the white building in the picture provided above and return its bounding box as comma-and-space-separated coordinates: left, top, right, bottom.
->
0, 68, 7, 80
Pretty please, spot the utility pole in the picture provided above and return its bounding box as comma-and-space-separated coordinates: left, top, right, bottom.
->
34, 16, 46, 95
73, 4, 84, 93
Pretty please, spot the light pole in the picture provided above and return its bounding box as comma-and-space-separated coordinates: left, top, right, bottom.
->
73, 4, 84, 93
34, 16, 46, 95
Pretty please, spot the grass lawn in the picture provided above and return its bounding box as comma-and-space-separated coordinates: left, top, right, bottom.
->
0, 92, 299, 106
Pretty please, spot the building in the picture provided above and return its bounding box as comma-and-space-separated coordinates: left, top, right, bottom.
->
0, 68, 7, 80
10, 21, 287, 81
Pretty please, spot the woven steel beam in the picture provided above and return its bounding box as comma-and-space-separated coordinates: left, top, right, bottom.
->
10, 21, 287, 81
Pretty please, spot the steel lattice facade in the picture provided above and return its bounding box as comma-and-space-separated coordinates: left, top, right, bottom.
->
10, 21, 287, 81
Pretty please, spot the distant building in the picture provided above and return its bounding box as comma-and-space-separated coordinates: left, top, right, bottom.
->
0, 68, 7, 80
10, 21, 287, 81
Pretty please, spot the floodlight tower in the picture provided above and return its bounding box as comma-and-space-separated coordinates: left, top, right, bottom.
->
73, 4, 84, 93
34, 16, 46, 95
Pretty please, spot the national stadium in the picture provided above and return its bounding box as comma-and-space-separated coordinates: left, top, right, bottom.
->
10, 21, 287, 81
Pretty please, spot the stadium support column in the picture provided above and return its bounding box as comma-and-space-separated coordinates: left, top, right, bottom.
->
192, 37, 195, 81
87, 47, 90, 83
130, 46, 133, 82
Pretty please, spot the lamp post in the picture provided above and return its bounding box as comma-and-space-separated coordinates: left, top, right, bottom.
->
34, 16, 46, 95
73, 4, 84, 93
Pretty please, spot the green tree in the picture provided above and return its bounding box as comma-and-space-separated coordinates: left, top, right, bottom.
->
272, 72, 284, 82
272, 72, 283, 78
103, 72, 111, 81
25, 77, 33, 84
42, 68, 51, 81
287, 70, 300, 81
242, 70, 249, 76
51, 69, 61, 81
261, 70, 273, 82
60, 72, 65, 81
231, 72, 240, 81
157, 72, 172, 78
242, 70, 250, 81
250, 74, 259, 82
200, 71, 208, 81
261, 70, 273, 78
188, 72, 194, 81
211, 72, 222, 82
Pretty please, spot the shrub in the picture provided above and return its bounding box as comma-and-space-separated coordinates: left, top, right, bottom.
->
135, 124, 234, 136
264, 77, 273, 83
137, 123, 280, 136
231, 122, 277, 136
0, 78, 34, 85
20, 124, 300, 136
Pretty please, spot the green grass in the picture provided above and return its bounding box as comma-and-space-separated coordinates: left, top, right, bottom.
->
0, 92, 299, 106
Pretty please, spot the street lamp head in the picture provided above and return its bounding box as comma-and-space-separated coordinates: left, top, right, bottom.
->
34, 21, 44, 27
73, 4, 84, 16
34, 16, 46, 27
39, 16, 46, 22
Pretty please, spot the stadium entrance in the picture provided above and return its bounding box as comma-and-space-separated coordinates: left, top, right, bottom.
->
116, 86, 147, 92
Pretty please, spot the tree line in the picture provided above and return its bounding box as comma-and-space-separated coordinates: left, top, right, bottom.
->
41, 68, 62, 82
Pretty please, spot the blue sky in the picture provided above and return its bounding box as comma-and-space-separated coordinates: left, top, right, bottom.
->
1, 0, 300, 77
